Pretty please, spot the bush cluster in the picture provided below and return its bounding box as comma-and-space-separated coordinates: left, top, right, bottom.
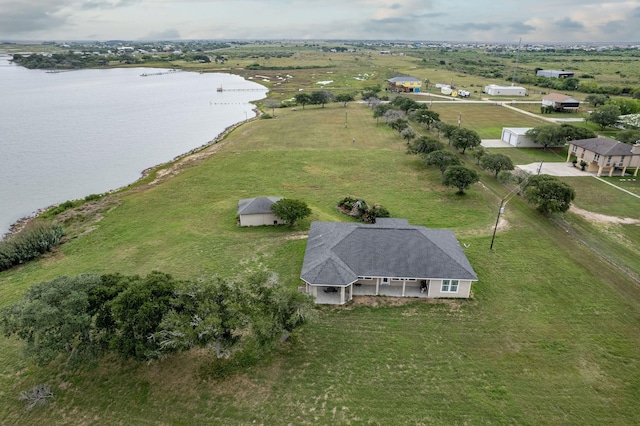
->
337, 196, 390, 224
0, 221, 64, 271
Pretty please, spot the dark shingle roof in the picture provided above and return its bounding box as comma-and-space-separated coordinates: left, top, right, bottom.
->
300, 220, 477, 286
238, 197, 282, 215
570, 138, 635, 156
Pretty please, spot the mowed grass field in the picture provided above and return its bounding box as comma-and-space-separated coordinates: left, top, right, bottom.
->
1, 103, 640, 424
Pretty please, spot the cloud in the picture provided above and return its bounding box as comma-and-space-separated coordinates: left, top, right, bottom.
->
552, 17, 584, 31
0, 1, 71, 35
141, 28, 181, 40
80, 0, 141, 10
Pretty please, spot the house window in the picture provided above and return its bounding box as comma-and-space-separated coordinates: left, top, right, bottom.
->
594, 154, 600, 161
381, 278, 390, 285
392, 277, 401, 281
441, 280, 459, 293
571, 145, 577, 153
606, 156, 612, 165
407, 278, 417, 282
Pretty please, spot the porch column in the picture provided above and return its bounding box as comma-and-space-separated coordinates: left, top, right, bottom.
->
402, 280, 406, 297
566, 150, 572, 162
376, 279, 380, 296
340, 286, 345, 304
622, 166, 627, 176
634, 166, 639, 177
597, 165, 603, 177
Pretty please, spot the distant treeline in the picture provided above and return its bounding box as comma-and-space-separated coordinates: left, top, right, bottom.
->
245, 63, 335, 71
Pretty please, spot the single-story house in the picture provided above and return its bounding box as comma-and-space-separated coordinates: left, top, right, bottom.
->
484, 84, 526, 96
387, 76, 422, 93
300, 218, 478, 305
237, 196, 285, 226
566, 138, 640, 176
501, 127, 537, 147
542, 93, 580, 111
536, 70, 575, 79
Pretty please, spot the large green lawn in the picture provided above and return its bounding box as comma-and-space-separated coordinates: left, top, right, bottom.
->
1, 103, 640, 425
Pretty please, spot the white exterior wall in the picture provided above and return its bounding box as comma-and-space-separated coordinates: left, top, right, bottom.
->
239, 213, 284, 227
484, 85, 526, 96
501, 128, 537, 148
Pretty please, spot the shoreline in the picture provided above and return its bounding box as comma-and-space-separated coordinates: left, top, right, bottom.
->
2, 106, 261, 241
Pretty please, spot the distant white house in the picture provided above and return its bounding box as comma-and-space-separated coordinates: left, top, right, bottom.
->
484, 84, 526, 96
501, 128, 537, 147
237, 197, 285, 227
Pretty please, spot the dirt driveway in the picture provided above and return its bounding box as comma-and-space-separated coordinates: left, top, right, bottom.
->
516, 162, 591, 177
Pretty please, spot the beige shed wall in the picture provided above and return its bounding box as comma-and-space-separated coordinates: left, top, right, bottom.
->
427, 280, 472, 298
239, 213, 284, 227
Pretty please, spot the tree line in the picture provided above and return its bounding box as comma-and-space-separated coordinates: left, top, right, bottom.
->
1, 271, 313, 372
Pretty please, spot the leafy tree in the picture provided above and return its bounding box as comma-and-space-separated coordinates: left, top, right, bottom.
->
470, 146, 487, 165
443, 166, 480, 194
294, 93, 312, 109
1, 274, 102, 366
450, 128, 481, 154
310, 90, 334, 108
406, 136, 444, 155
558, 124, 596, 142
481, 153, 515, 178
245, 272, 314, 346
400, 127, 417, 142
587, 104, 621, 130
109, 271, 179, 359
585, 94, 608, 107
361, 91, 378, 103
437, 122, 458, 142
391, 96, 421, 113
616, 129, 640, 144
335, 93, 355, 107
264, 99, 280, 117
271, 198, 311, 227
526, 125, 565, 150
424, 150, 461, 176
412, 109, 440, 129
151, 278, 247, 359
607, 97, 640, 115
523, 174, 576, 214
384, 110, 409, 132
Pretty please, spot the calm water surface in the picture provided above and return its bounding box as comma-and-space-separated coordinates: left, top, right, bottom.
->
0, 55, 266, 236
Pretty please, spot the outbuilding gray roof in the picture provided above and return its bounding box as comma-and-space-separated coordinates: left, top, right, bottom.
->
238, 197, 282, 215
388, 76, 421, 83
300, 219, 477, 286
570, 138, 636, 156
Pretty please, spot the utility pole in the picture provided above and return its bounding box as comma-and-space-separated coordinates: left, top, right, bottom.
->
490, 199, 505, 250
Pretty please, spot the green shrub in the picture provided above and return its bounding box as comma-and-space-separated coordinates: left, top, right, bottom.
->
0, 221, 64, 271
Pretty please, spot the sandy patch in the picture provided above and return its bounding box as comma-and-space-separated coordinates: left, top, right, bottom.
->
570, 206, 640, 224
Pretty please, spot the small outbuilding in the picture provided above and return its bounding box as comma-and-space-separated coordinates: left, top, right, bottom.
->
501, 128, 537, 147
542, 93, 580, 111
237, 197, 285, 227
536, 70, 575, 79
484, 84, 526, 96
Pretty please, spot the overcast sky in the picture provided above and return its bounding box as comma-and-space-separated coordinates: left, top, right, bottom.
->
1, 0, 640, 42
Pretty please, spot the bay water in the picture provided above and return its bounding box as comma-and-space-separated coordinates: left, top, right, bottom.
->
0, 55, 267, 237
